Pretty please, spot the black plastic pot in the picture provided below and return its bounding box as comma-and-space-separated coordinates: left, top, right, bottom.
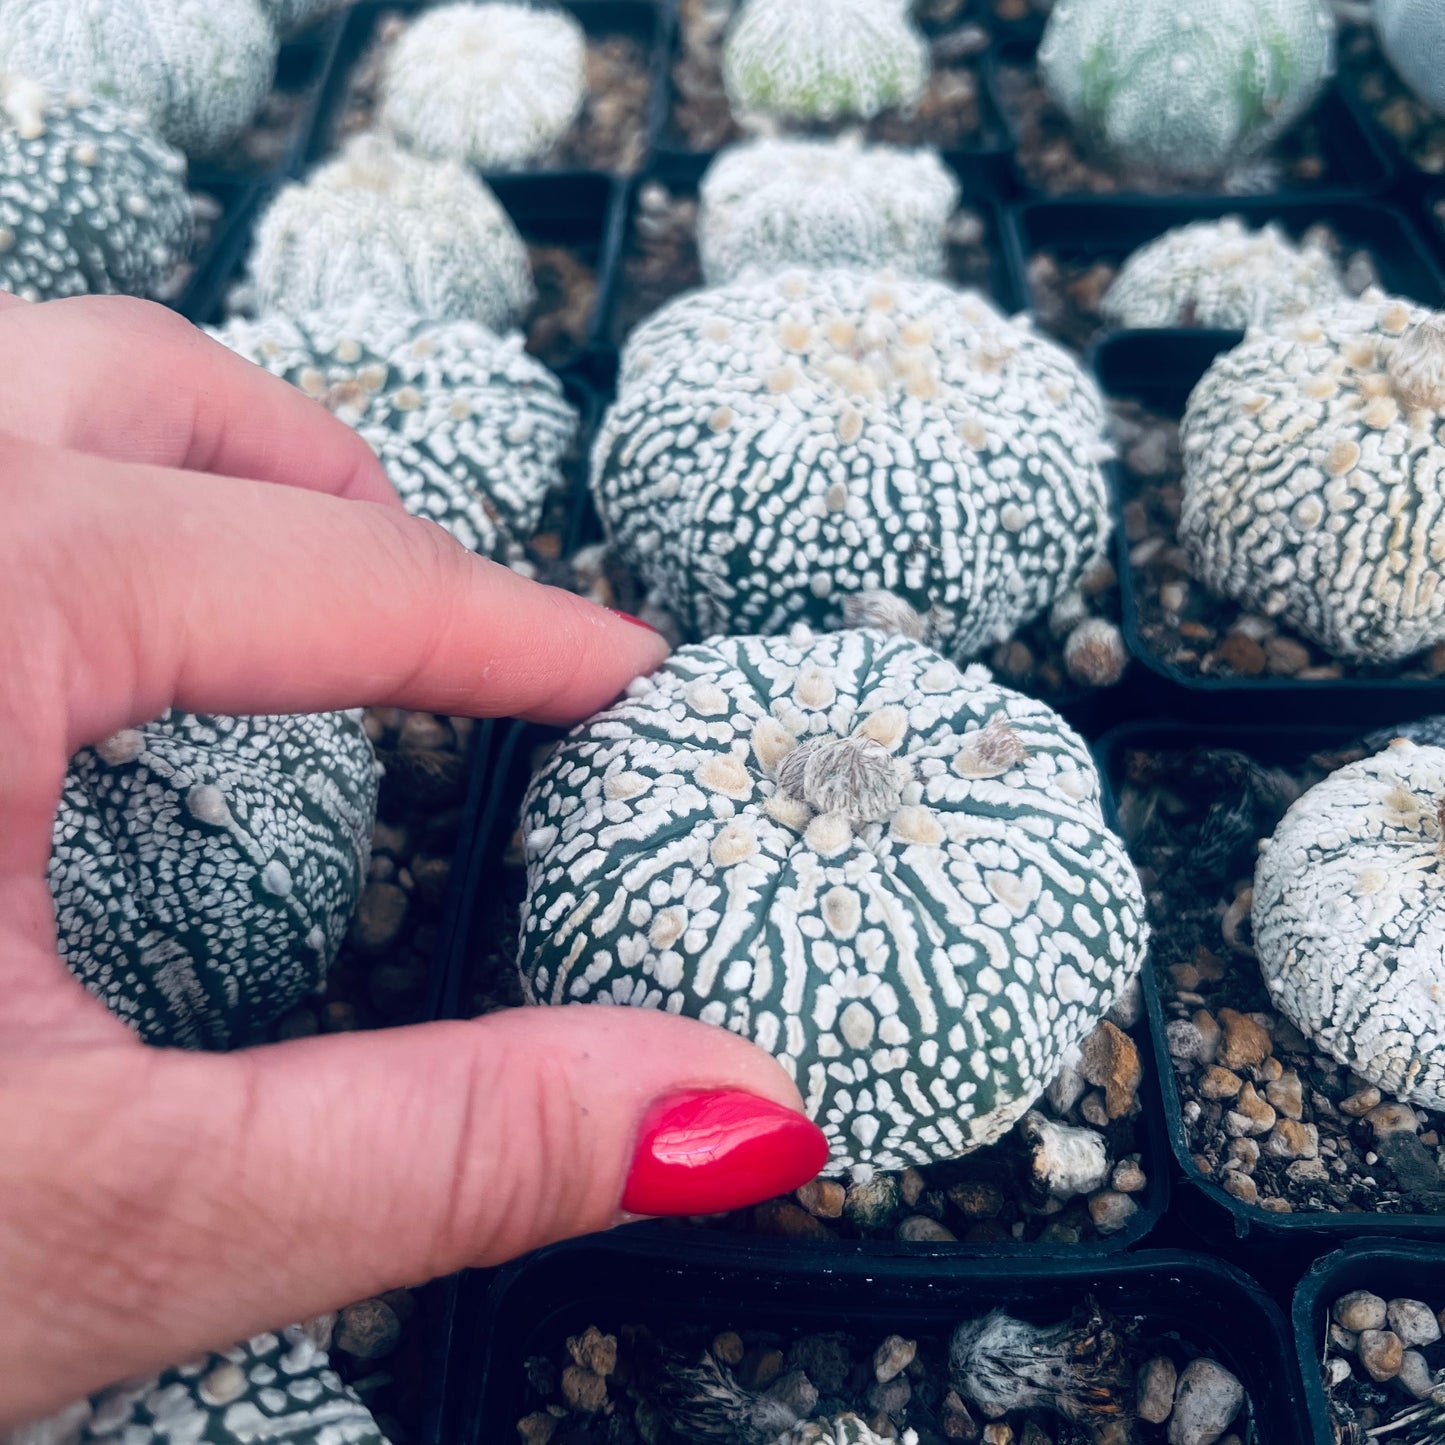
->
1293, 1241, 1445, 1445
986, 37, 1396, 203
1092, 328, 1445, 723
173, 179, 264, 325
455, 1235, 1307, 1445
1096, 720, 1445, 1291
306, 0, 672, 179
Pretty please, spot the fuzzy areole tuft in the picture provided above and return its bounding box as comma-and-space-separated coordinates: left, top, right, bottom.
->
1388, 312, 1445, 412
775, 734, 911, 824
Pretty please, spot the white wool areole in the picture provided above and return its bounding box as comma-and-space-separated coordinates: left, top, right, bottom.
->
248, 134, 534, 330
0, 75, 192, 302
378, 2, 587, 171
1376, 0, 1445, 119
592, 268, 1114, 662
1254, 739, 1445, 1109
1179, 294, 1445, 664
518, 628, 1148, 1175
1101, 217, 1348, 332
698, 137, 959, 286
722, 0, 929, 125
0, 0, 280, 156
211, 308, 576, 563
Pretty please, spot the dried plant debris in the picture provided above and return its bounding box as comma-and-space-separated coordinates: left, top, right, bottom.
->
514, 1312, 1253, 1445
1118, 727, 1445, 1217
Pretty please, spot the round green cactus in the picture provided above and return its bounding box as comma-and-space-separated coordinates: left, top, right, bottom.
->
0, 76, 192, 302
1376, 0, 1445, 119
49, 710, 378, 1049
211, 308, 577, 563
518, 627, 1148, 1174
592, 267, 1113, 663
722, 0, 929, 125
0, 0, 280, 157
698, 137, 959, 286
1036, 0, 1336, 183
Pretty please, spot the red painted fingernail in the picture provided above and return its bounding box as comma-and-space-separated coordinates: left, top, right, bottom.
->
621, 1089, 830, 1216
609, 609, 662, 634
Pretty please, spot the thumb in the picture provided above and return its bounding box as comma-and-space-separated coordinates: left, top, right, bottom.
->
0, 1007, 826, 1422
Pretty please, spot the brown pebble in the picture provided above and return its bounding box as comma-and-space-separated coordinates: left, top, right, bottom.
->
1265, 1119, 1318, 1160
1265, 1070, 1303, 1119
1227, 1138, 1260, 1171
948, 1180, 1005, 1218
1170, 962, 1202, 991
1213, 633, 1267, 675
1193, 1010, 1222, 1064
982, 1425, 1013, 1445
713, 1331, 744, 1366
1367, 1103, 1420, 1136
517, 1412, 556, 1445
1227, 1083, 1276, 1137
753, 1199, 834, 1239
943, 1389, 978, 1440
795, 1179, 846, 1218
1359, 1330, 1405, 1382
1088, 1190, 1138, 1234
897, 1215, 958, 1243
1217, 1009, 1271, 1069
1264, 636, 1311, 676
1340, 1087, 1383, 1116
566, 1326, 617, 1377
1112, 1160, 1147, 1193
874, 1335, 917, 1384
1222, 1171, 1258, 1205
750, 1348, 785, 1389
1079, 1021, 1142, 1118
1199, 1066, 1244, 1100
1335, 1291, 1388, 1332
1079, 1090, 1110, 1127
1137, 1355, 1177, 1424
398, 712, 452, 751
349, 880, 409, 954
335, 1298, 400, 1360
560, 1365, 607, 1413
900, 1167, 927, 1206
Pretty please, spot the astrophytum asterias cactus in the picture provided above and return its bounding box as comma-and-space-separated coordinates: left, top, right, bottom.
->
697, 137, 959, 286
378, 2, 587, 171
211, 308, 576, 562
1101, 217, 1348, 331
49, 710, 377, 1050
1376, 0, 1445, 119
722, 0, 929, 125
1179, 294, 1445, 663
518, 627, 1148, 1174
592, 268, 1113, 662
0, 75, 192, 302
248, 134, 534, 331
1036, 0, 1336, 182
26, 1325, 384, 1445
1254, 738, 1445, 1108
0, 0, 280, 156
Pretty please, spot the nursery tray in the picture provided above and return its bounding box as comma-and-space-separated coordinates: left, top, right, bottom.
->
1092, 328, 1445, 722
307, 0, 672, 179
985, 37, 1396, 203
173, 180, 266, 326
1097, 720, 1445, 1290
456, 1235, 1308, 1445
1293, 1241, 1445, 1445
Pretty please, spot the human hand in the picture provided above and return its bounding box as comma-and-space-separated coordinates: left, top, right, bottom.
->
0, 295, 826, 1427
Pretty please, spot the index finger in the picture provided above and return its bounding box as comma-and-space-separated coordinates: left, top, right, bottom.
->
0, 295, 400, 507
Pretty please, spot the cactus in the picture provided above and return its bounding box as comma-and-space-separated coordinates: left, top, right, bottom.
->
1375, 0, 1445, 119
1036, 0, 1336, 183
518, 626, 1147, 1174
0, 0, 280, 157
0, 75, 192, 302
722, 0, 929, 125
211, 308, 577, 564
247, 134, 534, 331
697, 137, 959, 286
378, 2, 587, 171
262, 0, 354, 40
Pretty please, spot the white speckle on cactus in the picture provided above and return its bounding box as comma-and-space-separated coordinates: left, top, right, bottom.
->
0, 0, 280, 156
0, 75, 191, 302
518, 629, 1148, 1174
248, 134, 534, 330
210, 308, 576, 563
49, 711, 377, 1049
1101, 217, 1348, 331
378, 2, 586, 171
592, 268, 1114, 664
1376, 0, 1445, 118
1254, 739, 1445, 1108
698, 136, 959, 286
1037, 0, 1336, 182
722, 0, 929, 125
1179, 295, 1445, 663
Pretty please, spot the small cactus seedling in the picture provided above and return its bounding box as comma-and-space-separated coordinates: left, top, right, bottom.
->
722, 0, 929, 126
0, 0, 281, 156
378, 2, 587, 171
1376, 0, 1445, 119
698, 136, 959, 285
248, 134, 534, 330
0, 75, 192, 302
1037, 0, 1336, 183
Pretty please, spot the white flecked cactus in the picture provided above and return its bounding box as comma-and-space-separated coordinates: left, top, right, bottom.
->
698, 137, 959, 286
593, 268, 1114, 663
211, 308, 577, 562
1101, 217, 1348, 331
0, 0, 280, 157
518, 627, 1148, 1174
0, 75, 192, 302
1375, 0, 1445, 119
722, 0, 929, 125
1254, 738, 1445, 1108
378, 2, 587, 171
248, 134, 534, 330
1179, 294, 1445, 663
1037, 0, 1336, 182
50, 710, 377, 1050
